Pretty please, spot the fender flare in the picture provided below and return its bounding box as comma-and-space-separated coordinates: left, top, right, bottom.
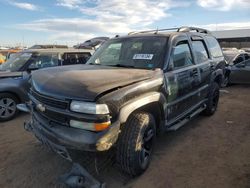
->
118, 92, 166, 124
211, 69, 224, 85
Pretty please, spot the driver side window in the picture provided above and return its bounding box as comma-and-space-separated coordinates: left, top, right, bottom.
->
172, 41, 194, 69
234, 55, 244, 65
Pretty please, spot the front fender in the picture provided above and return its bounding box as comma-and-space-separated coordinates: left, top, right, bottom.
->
0, 77, 29, 102
211, 68, 224, 86
119, 91, 166, 124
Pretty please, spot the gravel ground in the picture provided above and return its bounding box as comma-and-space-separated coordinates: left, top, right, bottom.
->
0, 85, 250, 188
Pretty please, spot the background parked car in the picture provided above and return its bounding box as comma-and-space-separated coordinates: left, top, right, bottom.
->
74, 37, 109, 50
222, 50, 250, 86
0, 48, 94, 121
241, 48, 250, 53
0, 49, 21, 64
29, 44, 68, 49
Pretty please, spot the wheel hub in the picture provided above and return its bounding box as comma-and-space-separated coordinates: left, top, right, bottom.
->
140, 127, 154, 168
0, 98, 16, 118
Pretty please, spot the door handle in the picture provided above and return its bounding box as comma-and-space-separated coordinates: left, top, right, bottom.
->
190, 69, 198, 76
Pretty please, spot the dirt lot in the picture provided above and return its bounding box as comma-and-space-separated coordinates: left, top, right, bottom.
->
0, 85, 250, 188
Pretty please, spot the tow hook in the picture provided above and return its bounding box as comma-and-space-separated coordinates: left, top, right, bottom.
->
24, 121, 33, 132
59, 163, 106, 188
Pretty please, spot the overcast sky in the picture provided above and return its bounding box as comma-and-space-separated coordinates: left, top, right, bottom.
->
0, 0, 250, 47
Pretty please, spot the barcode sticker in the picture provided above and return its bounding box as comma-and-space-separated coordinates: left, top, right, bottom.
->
133, 54, 154, 60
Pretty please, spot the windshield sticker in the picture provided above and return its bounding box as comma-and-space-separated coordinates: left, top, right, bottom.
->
133, 54, 154, 60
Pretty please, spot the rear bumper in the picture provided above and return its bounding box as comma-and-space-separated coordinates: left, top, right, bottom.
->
26, 111, 121, 155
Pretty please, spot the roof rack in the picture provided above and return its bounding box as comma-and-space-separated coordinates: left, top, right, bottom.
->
177, 26, 211, 34
128, 26, 211, 35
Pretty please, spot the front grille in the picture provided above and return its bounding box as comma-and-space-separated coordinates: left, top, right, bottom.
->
30, 89, 69, 110
30, 89, 70, 125
43, 109, 68, 124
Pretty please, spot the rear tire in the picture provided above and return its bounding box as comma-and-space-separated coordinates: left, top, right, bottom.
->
221, 76, 229, 87
203, 82, 220, 116
116, 112, 156, 176
0, 93, 19, 122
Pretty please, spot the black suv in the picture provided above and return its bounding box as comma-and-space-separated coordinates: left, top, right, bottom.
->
23, 27, 225, 176
0, 48, 93, 121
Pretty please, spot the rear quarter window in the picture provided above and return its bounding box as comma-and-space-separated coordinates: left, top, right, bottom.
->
206, 36, 223, 58
63, 53, 91, 65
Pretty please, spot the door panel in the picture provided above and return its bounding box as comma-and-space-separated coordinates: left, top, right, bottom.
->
190, 39, 211, 101
230, 60, 250, 83
165, 66, 200, 120
164, 40, 200, 122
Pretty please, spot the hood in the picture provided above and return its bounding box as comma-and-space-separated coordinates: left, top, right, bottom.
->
0, 71, 23, 79
32, 65, 156, 101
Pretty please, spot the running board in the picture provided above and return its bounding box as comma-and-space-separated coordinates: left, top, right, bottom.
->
167, 105, 206, 131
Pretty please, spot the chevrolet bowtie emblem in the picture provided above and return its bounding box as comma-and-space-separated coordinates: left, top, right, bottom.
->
36, 103, 46, 112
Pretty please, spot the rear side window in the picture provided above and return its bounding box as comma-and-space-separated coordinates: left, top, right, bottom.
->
173, 41, 193, 69
77, 53, 91, 64
192, 41, 209, 63
63, 53, 91, 65
206, 36, 223, 58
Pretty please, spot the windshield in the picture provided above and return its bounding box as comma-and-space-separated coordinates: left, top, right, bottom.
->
87, 37, 167, 69
0, 52, 32, 71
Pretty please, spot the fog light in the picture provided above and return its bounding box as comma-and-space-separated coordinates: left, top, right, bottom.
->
70, 120, 111, 131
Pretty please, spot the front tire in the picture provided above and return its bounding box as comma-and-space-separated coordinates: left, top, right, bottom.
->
203, 82, 220, 116
0, 93, 19, 122
116, 112, 156, 176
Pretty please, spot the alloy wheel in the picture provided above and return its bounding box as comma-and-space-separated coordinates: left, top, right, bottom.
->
0, 98, 16, 119
140, 127, 155, 169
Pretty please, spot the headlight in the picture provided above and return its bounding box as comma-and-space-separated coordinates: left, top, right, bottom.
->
70, 101, 109, 114
70, 120, 111, 131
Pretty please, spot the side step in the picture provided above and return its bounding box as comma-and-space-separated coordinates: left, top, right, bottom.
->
167, 105, 206, 131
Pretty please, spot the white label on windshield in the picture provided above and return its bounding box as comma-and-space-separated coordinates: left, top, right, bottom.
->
133, 54, 154, 60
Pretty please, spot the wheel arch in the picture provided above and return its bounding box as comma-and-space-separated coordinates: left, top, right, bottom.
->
119, 92, 166, 131
211, 69, 224, 87
0, 91, 21, 103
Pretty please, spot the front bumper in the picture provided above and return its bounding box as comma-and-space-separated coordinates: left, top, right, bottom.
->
25, 110, 121, 156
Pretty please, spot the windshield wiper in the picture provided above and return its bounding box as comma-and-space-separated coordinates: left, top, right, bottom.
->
88, 63, 102, 65
108, 64, 135, 68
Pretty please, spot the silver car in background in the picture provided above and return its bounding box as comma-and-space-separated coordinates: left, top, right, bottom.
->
223, 50, 250, 86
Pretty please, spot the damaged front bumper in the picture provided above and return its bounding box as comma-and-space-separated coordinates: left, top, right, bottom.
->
20, 103, 121, 161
